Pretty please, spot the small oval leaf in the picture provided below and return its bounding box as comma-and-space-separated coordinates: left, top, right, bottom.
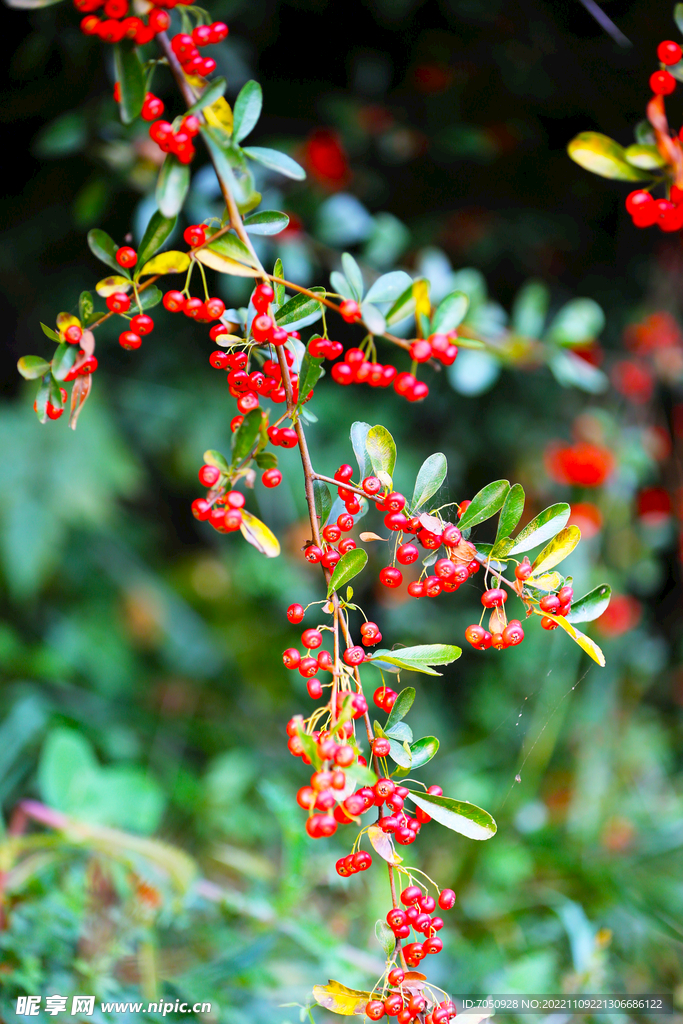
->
313, 980, 373, 1016
242, 145, 306, 180
458, 480, 510, 530
367, 824, 402, 865
406, 791, 497, 840
567, 584, 612, 624
531, 525, 581, 575
366, 424, 397, 480
567, 132, 654, 182
412, 453, 447, 511
96, 276, 132, 297
156, 154, 190, 219
140, 251, 191, 276
327, 548, 368, 597
18, 356, 51, 380
508, 503, 571, 555
239, 510, 280, 558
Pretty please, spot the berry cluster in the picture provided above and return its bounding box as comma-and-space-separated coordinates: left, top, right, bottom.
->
365, 978, 456, 1023
77, 0, 170, 45
162, 288, 225, 322
169, 24, 228, 79
191, 476, 249, 532
149, 113, 202, 165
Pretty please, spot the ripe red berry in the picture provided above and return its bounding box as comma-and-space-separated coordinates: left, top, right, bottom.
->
287, 603, 304, 623
163, 290, 186, 312
224, 508, 243, 532
502, 621, 524, 646
481, 587, 507, 608
409, 338, 432, 362
141, 93, 164, 121
658, 40, 683, 65
539, 594, 561, 613
307, 678, 322, 699
115, 246, 137, 268
465, 624, 492, 650
343, 646, 365, 666
262, 468, 282, 488
282, 648, 301, 669
366, 1000, 386, 1020
301, 628, 323, 650
106, 292, 131, 313
372, 738, 391, 757
541, 615, 559, 630
400, 885, 422, 906
362, 475, 382, 495
384, 994, 403, 1016
305, 545, 323, 563
650, 70, 676, 95
205, 297, 225, 320
515, 557, 532, 581
339, 299, 361, 322
379, 566, 403, 588
184, 224, 207, 247
119, 330, 141, 350
438, 888, 456, 910
353, 850, 372, 871
129, 314, 153, 335
198, 464, 221, 487
387, 967, 405, 986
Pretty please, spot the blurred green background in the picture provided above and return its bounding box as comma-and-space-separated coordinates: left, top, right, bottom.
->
1, 0, 683, 1021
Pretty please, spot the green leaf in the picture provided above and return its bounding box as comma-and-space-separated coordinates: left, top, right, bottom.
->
623, 143, 667, 169
33, 374, 51, 424
87, 228, 123, 275
155, 154, 190, 219
547, 298, 605, 346
406, 791, 497, 840
364, 270, 413, 305
5, 0, 66, 8
330, 270, 355, 300
407, 736, 439, 770
113, 41, 145, 125
495, 482, 525, 544
205, 232, 259, 269
350, 421, 371, 479
458, 480, 510, 530
327, 548, 368, 597
295, 726, 322, 770
375, 920, 396, 957
374, 723, 412, 768
511, 280, 549, 338
232, 80, 263, 143
341, 253, 364, 301
548, 350, 609, 394
203, 449, 230, 474
361, 301, 386, 335
531, 525, 581, 575
231, 408, 262, 463
567, 132, 654, 182
412, 453, 447, 511
136, 211, 176, 271
18, 356, 51, 380
313, 480, 332, 528
186, 77, 227, 117
255, 451, 278, 469
136, 286, 163, 312
200, 127, 258, 209
272, 258, 285, 304
40, 323, 60, 342
298, 346, 324, 404
242, 146, 306, 180
385, 721, 413, 743
676, 3, 683, 35
384, 687, 415, 731
274, 289, 325, 331
508, 503, 571, 555
385, 280, 418, 326
366, 424, 396, 480
368, 644, 461, 676
51, 343, 77, 381
243, 210, 289, 235
78, 291, 94, 324
567, 584, 612, 624
431, 290, 468, 334
344, 761, 378, 788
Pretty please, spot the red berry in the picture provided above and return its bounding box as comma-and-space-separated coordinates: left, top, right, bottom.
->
116, 246, 137, 268
465, 624, 492, 651
205, 297, 225, 320
226, 490, 245, 508
287, 603, 304, 623
141, 93, 164, 121
198, 464, 220, 487
129, 314, 153, 335
650, 70, 676, 95
106, 292, 130, 313
224, 508, 243, 532
339, 299, 361, 322
147, 8, 169, 32
387, 968, 404, 986
163, 290, 186, 312
396, 543, 419, 564
307, 678, 322, 699
409, 338, 432, 362
502, 621, 524, 646
541, 615, 558, 630
301, 628, 323, 650
379, 566, 403, 588
372, 738, 391, 757
400, 885, 422, 906
658, 40, 682, 65
184, 224, 207, 247
208, 20, 229, 42
305, 545, 323, 563
282, 648, 301, 669
438, 888, 456, 910
366, 1000, 386, 1020
481, 587, 507, 608
407, 581, 424, 598
362, 475, 382, 495
119, 330, 141, 350
262, 468, 282, 488
515, 558, 532, 581
343, 646, 365, 666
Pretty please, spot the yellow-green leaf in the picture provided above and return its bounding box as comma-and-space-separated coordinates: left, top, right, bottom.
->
95, 275, 133, 297
531, 525, 580, 575
567, 132, 654, 182
313, 980, 373, 1016
140, 251, 191, 276
527, 571, 562, 591
195, 248, 259, 278
204, 95, 234, 133
541, 612, 605, 667
624, 143, 667, 170
239, 509, 280, 557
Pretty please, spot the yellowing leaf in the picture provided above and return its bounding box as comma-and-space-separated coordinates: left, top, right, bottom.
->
531, 525, 580, 575
359, 532, 386, 542
367, 824, 402, 865
56, 312, 81, 341
313, 980, 373, 1016
540, 611, 605, 667
239, 509, 280, 558
195, 248, 259, 278
567, 132, 653, 182
413, 278, 431, 321
213, 333, 244, 346
528, 571, 562, 591
203, 96, 234, 133
624, 143, 667, 170
140, 251, 191, 276
95, 276, 133, 297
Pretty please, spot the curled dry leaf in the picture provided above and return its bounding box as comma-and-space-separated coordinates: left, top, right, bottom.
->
359, 531, 387, 542
313, 980, 373, 1016
367, 824, 402, 865
69, 373, 92, 430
